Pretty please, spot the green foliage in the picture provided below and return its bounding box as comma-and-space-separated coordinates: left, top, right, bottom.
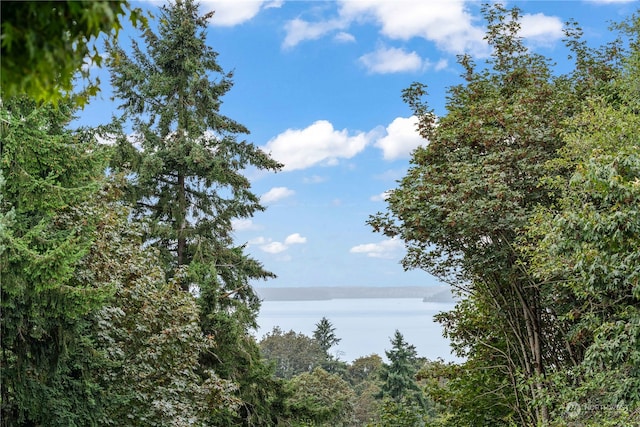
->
379, 331, 422, 403
0, 1, 145, 105
260, 327, 326, 379
524, 14, 640, 425
372, 398, 426, 427
313, 317, 341, 356
85, 199, 240, 426
345, 354, 384, 426
285, 367, 356, 426
346, 354, 384, 388
374, 331, 432, 425
106, 0, 282, 423
368, 4, 627, 425
0, 97, 111, 425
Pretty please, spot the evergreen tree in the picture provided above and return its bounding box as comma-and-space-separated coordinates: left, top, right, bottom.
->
379, 331, 422, 403
105, 0, 282, 423
376, 331, 428, 427
0, 97, 110, 425
313, 316, 341, 356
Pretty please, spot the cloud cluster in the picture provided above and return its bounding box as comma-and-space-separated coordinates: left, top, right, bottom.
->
518, 13, 563, 47
231, 218, 260, 231
282, 1, 488, 56
262, 115, 425, 171
350, 237, 403, 259
251, 233, 307, 254
370, 191, 391, 202
281, 0, 566, 73
359, 46, 424, 74
262, 120, 380, 171
338, 0, 487, 55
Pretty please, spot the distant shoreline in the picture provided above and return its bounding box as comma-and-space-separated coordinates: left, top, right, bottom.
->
255, 285, 457, 303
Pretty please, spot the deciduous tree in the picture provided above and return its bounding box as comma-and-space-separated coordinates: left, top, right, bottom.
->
369, 5, 622, 424
525, 14, 640, 425
0, 1, 144, 105
285, 367, 355, 427
259, 327, 325, 379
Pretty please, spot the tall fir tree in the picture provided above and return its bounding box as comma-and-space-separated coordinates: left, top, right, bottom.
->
0, 97, 110, 425
105, 0, 283, 423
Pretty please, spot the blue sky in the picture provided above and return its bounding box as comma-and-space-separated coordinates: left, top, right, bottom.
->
78, 0, 637, 288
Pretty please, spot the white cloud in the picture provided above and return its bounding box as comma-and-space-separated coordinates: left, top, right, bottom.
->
434, 58, 448, 71
303, 175, 328, 184
284, 1, 564, 56
252, 233, 307, 254
261, 241, 288, 254
283, 17, 346, 48
231, 218, 260, 231
370, 191, 391, 202
203, 0, 282, 27
284, 233, 307, 245
519, 13, 564, 47
359, 46, 424, 74
249, 236, 268, 245
263, 120, 379, 171
334, 31, 356, 43
350, 237, 404, 259
375, 116, 426, 160
261, 186, 295, 204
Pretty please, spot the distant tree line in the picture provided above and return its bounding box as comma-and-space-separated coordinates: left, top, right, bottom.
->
259, 318, 442, 426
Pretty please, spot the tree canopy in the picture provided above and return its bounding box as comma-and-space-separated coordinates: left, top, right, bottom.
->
0, 1, 145, 105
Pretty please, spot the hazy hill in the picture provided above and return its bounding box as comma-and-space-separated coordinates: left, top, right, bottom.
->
254, 285, 456, 303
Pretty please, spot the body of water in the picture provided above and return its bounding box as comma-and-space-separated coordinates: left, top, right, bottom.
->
255, 298, 461, 363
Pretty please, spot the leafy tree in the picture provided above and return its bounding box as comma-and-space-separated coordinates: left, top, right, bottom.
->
106, 0, 282, 423
374, 398, 426, 427
347, 354, 384, 388
285, 367, 355, 427
347, 354, 384, 426
368, 5, 622, 424
525, 14, 640, 425
0, 1, 144, 104
83, 194, 240, 426
259, 327, 326, 379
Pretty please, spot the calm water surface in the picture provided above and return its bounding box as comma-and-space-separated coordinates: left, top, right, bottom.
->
255, 298, 461, 362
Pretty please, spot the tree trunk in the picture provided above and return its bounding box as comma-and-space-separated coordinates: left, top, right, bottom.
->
177, 171, 187, 290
